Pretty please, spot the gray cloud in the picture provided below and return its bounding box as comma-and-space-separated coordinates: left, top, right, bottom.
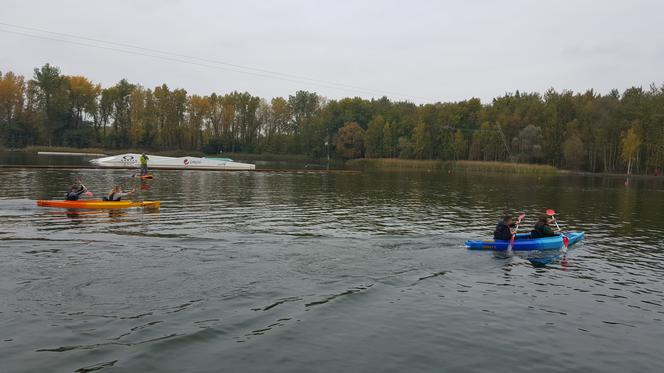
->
1, 0, 662, 103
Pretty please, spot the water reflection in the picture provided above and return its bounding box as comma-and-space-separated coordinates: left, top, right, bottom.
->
1, 168, 663, 372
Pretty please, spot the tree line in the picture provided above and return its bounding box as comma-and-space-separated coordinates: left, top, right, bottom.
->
1, 63, 663, 174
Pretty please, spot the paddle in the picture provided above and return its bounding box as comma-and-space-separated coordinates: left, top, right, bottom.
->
546, 209, 569, 252
80, 183, 93, 198
507, 213, 526, 253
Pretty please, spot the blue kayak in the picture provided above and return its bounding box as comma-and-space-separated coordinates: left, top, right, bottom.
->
464, 231, 584, 251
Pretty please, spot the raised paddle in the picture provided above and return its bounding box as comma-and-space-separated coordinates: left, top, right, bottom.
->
508, 213, 526, 253
546, 209, 569, 252
80, 183, 93, 197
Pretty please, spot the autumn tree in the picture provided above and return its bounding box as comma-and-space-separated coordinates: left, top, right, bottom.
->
335, 122, 365, 159
67, 76, 100, 129
622, 124, 642, 175
0, 71, 25, 146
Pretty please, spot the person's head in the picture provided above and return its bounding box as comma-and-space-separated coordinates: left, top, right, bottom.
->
72, 177, 81, 185
501, 213, 513, 225
112, 185, 121, 193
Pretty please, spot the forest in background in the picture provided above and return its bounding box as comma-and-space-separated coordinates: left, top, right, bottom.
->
1, 63, 663, 174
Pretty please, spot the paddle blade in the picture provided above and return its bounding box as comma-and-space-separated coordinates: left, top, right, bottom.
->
546, 209, 556, 216
518, 213, 526, 222
85, 191, 93, 197
562, 235, 570, 252
507, 234, 516, 253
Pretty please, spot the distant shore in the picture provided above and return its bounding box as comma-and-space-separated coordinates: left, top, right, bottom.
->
3, 147, 663, 178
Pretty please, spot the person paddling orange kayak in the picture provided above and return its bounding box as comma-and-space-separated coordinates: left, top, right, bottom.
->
65, 178, 93, 201
104, 185, 136, 201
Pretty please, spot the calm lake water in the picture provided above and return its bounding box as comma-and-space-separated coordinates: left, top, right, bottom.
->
1, 160, 663, 372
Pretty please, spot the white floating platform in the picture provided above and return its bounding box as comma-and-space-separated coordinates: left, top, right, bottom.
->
90, 153, 255, 171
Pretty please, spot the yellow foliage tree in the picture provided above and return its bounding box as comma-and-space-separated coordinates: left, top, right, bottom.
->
622, 125, 641, 175
67, 76, 100, 128
0, 71, 25, 128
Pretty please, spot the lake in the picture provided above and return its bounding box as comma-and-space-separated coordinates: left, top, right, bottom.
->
1, 159, 663, 372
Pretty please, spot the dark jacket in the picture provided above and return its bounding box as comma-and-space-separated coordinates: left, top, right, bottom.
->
493, 221, 515, 241
65, 184, 87, 201
530, 223, 556, 238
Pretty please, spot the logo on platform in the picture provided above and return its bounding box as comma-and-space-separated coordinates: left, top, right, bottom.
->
122, 155, 135, 161
184, 159, 189, 166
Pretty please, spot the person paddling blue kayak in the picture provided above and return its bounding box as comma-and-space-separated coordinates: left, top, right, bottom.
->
493, 213, 516, 241
530, 214, 558, 238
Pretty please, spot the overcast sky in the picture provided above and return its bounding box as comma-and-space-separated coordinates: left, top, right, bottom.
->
1, 0, 663, 103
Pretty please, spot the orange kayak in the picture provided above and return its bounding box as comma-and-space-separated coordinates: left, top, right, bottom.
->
37, 200, 160, 209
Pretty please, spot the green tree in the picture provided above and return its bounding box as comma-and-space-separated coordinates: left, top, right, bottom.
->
365, 115, 385, 157
382, 120, 397, 157
32, 63, 68, 146
288, 90, 321, 154
451, 130, 466, 160
512, 124, 543, 163
413, 122, 433, 159
563, 135, 584, 170
109, 79, 136, 147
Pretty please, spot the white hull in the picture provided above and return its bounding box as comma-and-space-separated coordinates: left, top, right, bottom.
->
90, 153, 255, 171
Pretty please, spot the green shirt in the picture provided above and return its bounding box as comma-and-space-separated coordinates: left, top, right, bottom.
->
532, 224, 556, 238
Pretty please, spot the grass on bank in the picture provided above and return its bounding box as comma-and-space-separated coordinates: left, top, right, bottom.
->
346, 158, 443, 170
346, 158, 559, 175
451, 160, 558, 175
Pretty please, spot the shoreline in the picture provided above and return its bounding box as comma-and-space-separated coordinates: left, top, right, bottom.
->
3, 148, 662, 178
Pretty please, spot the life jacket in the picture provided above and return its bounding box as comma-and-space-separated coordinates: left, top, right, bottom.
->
530, 224, 554, 238
493, 222, 512, 241
103, 192, 121, 201
65, 191, 80, 201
